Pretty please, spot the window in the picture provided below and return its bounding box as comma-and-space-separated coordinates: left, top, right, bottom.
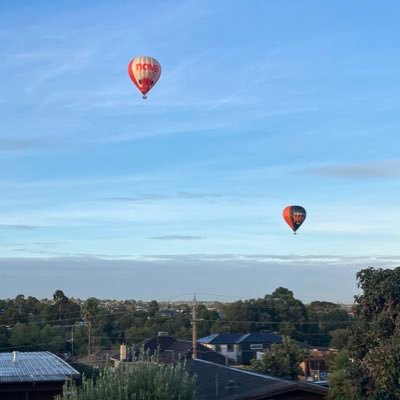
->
250, 344, 263, 350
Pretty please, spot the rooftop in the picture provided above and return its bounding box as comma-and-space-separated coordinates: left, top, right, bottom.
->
132, 335, 236, 365
198, 332, 311, 348
0, 351, 80, 383
188, 359, 328, 400
198, 333, 244, 344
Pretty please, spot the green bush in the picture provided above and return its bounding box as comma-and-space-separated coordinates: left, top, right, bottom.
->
56, 357, 197, 400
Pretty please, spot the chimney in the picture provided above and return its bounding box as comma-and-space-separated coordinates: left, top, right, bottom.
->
157, 332, 169, 337
120, 344, 127, 361
12, 351, 18, 363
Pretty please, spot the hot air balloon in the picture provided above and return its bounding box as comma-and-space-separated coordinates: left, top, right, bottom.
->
283, 205, 306, 234
128, 56, 161, 99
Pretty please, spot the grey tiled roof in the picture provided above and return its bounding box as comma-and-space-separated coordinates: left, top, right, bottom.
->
132, 335, 235, 365
188, 359, 328, 400
198, 333, 243, 344
0, 351, 80, 383
198, 332, 311, 348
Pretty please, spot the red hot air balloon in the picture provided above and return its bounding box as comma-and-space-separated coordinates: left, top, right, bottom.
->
128, 56, 161, 99
283, 205, 306, 234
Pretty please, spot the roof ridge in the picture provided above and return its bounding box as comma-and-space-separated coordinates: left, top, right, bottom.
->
237, 333, 250, 342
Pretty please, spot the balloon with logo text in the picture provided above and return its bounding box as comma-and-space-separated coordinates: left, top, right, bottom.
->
128, 56, 161, 99
283, 205, 306, 234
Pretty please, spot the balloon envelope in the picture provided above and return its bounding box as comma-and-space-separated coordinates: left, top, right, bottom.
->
128, 56, 161, 98
283, 205, 306, 233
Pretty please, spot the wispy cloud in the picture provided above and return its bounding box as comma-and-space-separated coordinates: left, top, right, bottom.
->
0, 224, 40, 230
104, 123, 228, 144
132, 253, 400, 267
149, 235, 204, 241
24, 47, 100, 95
0, 253, 394, 302
0, 136, 62, 151
103, 194, 171, 202
0, 253, 396, 267
298, 160, 400, 178
0, 174, 149, 190
102, 192, 225, 203
176, 191, 223, 199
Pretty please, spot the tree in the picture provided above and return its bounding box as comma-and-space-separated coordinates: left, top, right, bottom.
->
82, 297, 100, 355
51, 290, 81, 325
217, 288, 310, 341
221, 300, 252, 332
53, 290, 68, 303
56, 357, 197, 400
247, 337, 308, 380
25, 296, 40, 314
329, 328, 349, 351
14, 294, 25, 312
329, 267, 400, 399
0, 326, 10, 350
148, 300, 159, 317
265, 287, 308, 339
71, 324, 88, 356
196, 304, 219, 337
39, 325, 65, 353
306, 301, 351, 346
327, 349, 360, 400
10, 323, 41, 350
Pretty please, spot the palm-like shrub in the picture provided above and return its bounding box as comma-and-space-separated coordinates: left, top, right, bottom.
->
56, 356, 197, 400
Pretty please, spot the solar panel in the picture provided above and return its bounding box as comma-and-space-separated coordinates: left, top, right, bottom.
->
0, 351, 80, 383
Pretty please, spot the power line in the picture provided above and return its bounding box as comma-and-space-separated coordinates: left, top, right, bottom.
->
0, 312, 353, 330
0, 300, 352, 324
199, 319, 353, 325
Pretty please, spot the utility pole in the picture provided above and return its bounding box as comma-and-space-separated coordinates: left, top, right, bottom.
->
192, 294, 197, 360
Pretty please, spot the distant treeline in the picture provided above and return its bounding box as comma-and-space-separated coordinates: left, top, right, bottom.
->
0, 287, 352, 357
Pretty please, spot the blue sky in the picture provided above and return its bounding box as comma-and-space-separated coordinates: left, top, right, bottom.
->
0, 1, 399, 302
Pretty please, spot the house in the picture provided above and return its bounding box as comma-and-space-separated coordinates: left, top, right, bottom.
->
0, 351, 80, 400
188, 359, 328, 400
198, 332, 311, 364
197, 333, 243, 361
131, 332, 236, 365
301, 348, 330, 382
129, 334, 327, 399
